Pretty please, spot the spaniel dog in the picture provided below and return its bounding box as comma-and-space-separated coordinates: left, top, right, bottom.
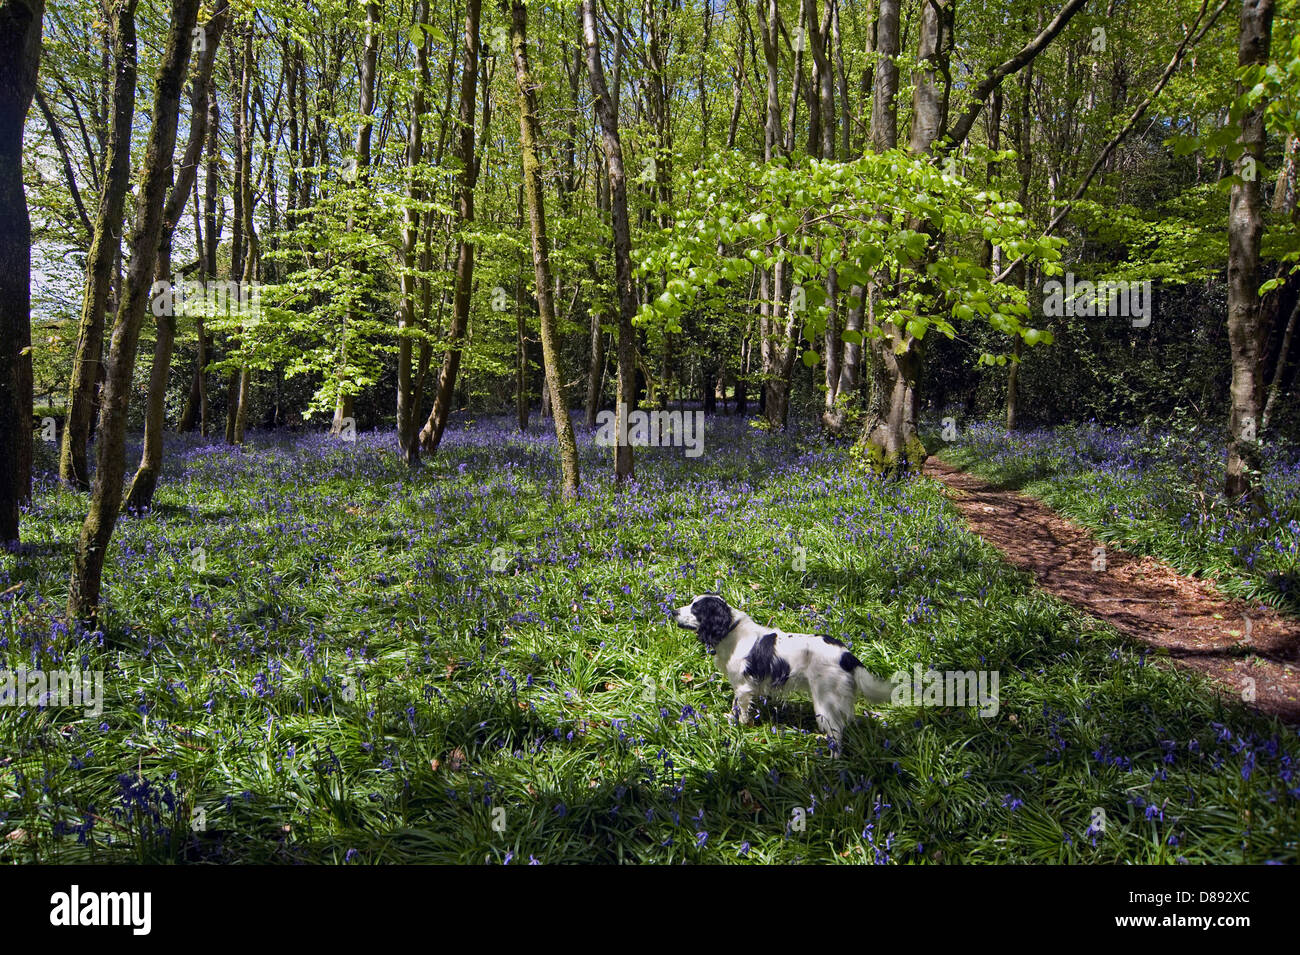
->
672, 593, 893, 752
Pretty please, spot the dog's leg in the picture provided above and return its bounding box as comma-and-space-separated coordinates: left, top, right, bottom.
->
732, 686, 755, 726
812, 682, 851, 756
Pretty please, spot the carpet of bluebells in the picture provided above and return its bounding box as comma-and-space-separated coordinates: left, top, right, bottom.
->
935, 418, 1300, 613
1, 414, 1297, 863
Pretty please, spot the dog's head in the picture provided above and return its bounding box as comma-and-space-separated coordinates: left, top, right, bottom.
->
673, 593, 738, 649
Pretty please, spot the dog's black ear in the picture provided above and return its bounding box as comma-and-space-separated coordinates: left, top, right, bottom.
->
693, 595, 733, 648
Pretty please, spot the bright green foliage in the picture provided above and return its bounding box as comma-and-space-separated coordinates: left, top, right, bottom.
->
638, 150, 1064, 365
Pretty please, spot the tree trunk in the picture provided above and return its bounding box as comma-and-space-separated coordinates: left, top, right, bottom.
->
1006, 59, 1032, 430
332, 1, 379, 436
584, 303, 605, 428
398, 0, 431, 466
125, 1, 228, 513
515, 186, 529, 431
869, 0, 900, 152
1263, 131, 1298, 433
188, 72, 221, 437
1224, 0, 1276, 503
827, 0, 898, 437
1262, 296, 1298, 432
178, 125, 213, 437
420, 0, 481, 453
582, 0, 636, 482
857, 0, 951, 473
68, 0, 201, 620
0, 0, 43, 543
60, 0, 137, 491
507, 0, 580, 496
231, 21, 255, 445
831, 0, 850, 159
1006, 336, 1022, 430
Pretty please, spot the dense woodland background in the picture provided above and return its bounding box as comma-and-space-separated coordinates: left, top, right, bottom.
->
0, 0, 1298, 613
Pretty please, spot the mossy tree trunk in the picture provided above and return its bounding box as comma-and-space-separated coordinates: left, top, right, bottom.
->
60, 0, 137, 491
507, 0, 580, 496
68, 0, 201, 621
125, 0, 229, 513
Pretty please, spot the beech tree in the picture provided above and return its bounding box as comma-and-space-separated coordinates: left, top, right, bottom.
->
1225, 0, 1276, 502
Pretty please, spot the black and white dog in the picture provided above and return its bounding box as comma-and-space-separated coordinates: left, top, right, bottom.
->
672, 593, 894, 751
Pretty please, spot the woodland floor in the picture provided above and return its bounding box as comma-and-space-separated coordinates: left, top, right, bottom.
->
925, 457, 1300, 723
4, 420, 1297, 862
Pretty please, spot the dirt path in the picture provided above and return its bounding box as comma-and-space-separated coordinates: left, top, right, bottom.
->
925, 457, 1300, 722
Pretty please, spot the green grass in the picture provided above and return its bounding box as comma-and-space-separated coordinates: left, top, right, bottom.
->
1, 416, 1296, 864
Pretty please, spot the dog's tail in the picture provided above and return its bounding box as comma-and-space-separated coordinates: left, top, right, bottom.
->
853, 666, 895, 704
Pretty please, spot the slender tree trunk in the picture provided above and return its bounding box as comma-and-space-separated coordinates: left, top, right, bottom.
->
584, 305, 605, 427
185, 72, 221, 437
331, 2, 380, 436
125, 1, 229, 512
582, 0, 636, 482
68, 0, 201, 620
0, 0, 44, 543
1273, 134, 1297, 214
832, 0, 850, 159
60, 0, 137, 490
398, 0, 431, 466
829, 0, 898, 436
1262, 296, 1298, 432
420, 0, 481, 453
178, 136, 211, 436
507, 0, 579, 496
806, 0, 834, 160
1262, 131, 1299, 432
756, 0, 782, 425
34, 88, 93, 241
231, 22, 255, 445
1006, 67, 1032, 430
1224, 0, 1275, 503
853, 0, 899, 451
514, 187, 529, 430
810, 0, 841, 431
